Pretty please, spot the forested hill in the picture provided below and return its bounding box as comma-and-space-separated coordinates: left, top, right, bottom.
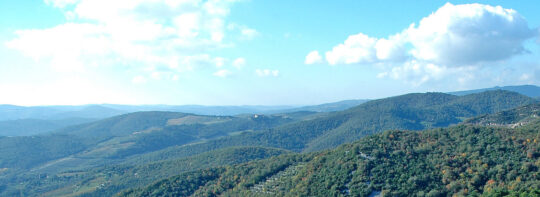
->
449, 84, 540, 98
164, 90, 535, 155
0, 111, 314, 170
0, 147, 289, 197
122, 120, 540, 196
277, 90, 537, 151
463, 103, 540, 127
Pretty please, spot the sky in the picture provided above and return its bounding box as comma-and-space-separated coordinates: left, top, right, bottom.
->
0, 0, 539, 106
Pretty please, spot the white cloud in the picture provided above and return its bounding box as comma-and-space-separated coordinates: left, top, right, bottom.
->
227, 23, 259, 40
232, 57, 246, 69
304, 51, 322, 65
325, 33, 377, 65
151, 72, 162, 80
174, 12, 201, 38
519, 73, 531, 81
215, 57, 225, 67
44, 0, 79, 8
405, 3, 535, 66
6, 0, 251, 79
518, 68, 540, 83
240, 28, 258, 39
132, 76, 147, 84
384, 61, 448, 86
374, 34, 407, 62
213, 69, 232, 77
379, 60, 479, 86
172, 74, 179, 81
324, 3, 535, 66
318, 3, 537, 85
324, 33, 407, 65
255, 69, 279, 77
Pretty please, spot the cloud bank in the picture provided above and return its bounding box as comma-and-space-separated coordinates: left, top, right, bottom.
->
6, 0, 252, 80
312, 3, 537, 85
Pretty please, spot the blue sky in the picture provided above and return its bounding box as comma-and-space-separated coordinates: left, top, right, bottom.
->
1, 0, 539, 106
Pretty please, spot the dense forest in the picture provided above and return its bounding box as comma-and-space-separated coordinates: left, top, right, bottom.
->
464, 103, 540, 127
0, 147, 289, 196
123, 120, 540, 196
126, 90, 534, 162
0, 111, 313, 170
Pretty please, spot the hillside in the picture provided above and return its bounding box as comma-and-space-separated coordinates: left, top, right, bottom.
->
0, 100, 358, 136
303, 90, 537, 151
449, 85, 540, 98
0, 110, 327, 197
135, 90, 534, 161
0, 112, 191, 169
463, 103, 540, 127
0, 111, 314, 171
273, 99, 370, 113
0, 147, 289, 197
0, 105, 126, 136
122, 121, 540, 196
0, 118, 95, 136
0, 91, 535, 197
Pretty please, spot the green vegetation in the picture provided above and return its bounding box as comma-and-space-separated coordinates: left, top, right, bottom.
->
136, 90, 534, 161
464, 103, 540, 127
0, 118, 95, 136
303, 90, 536, 151
125, 121, 540, 196
0, 90, 536, 196
0, 111, 308, 171
0, 135, 87, 168
0, 110, 318, 197
0, 147, 288, 197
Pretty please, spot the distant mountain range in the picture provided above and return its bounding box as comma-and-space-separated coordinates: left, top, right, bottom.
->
1, 84, 538, 136
0, 100, 367, 136
0, 99, 370, 121
448, 84, 540, 98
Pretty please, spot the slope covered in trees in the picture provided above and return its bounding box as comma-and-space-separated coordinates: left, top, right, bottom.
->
464, 103, 540, 127
0, 118, 95, 136
0, 90, 535, 196
0, 111, 314, 171
0, 110, 322, 197
0, 147, 289, 197
124, 121, 540, 196
303, 90, 536, 151
133, 90, 535, 161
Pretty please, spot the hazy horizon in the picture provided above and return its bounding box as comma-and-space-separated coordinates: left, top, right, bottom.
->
1, 84, 538, 107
